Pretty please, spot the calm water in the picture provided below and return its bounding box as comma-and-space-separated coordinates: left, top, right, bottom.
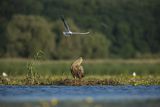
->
0, 85, 160, 107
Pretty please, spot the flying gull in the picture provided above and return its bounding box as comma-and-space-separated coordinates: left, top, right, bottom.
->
61, 16, 90, 36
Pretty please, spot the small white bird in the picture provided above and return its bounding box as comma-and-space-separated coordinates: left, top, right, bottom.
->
2, 72, 8, 77
133, 72, 136, 77
61, 16, 90, 36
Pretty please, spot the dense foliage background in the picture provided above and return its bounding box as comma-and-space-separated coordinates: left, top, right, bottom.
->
0, 0, 160, 59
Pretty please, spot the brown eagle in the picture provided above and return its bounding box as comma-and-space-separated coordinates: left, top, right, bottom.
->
70, 57, 84, 79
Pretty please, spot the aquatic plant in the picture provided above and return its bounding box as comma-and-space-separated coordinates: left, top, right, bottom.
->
25, 50, 44, 85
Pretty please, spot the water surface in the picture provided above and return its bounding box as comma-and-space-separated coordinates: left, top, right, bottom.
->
0, 85, 160, 107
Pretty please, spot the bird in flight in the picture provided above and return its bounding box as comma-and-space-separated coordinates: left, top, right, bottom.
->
61, 16, 90, 36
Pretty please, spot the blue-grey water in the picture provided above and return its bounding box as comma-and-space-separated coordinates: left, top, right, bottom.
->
0, 85, 160, 107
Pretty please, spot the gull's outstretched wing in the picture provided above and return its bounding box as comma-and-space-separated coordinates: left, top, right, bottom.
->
61, 16, 70, 32
71, 32, 90, 35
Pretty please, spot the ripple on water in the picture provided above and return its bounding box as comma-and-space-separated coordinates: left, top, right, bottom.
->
0, 85, 160, 101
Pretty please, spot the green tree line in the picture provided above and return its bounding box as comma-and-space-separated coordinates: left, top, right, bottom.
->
0, 0, 160, 59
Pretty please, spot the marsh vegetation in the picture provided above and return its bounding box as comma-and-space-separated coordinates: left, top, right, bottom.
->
0, 59, 160, 85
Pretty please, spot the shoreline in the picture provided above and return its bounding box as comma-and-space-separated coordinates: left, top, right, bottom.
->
1, 76, 160, 86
